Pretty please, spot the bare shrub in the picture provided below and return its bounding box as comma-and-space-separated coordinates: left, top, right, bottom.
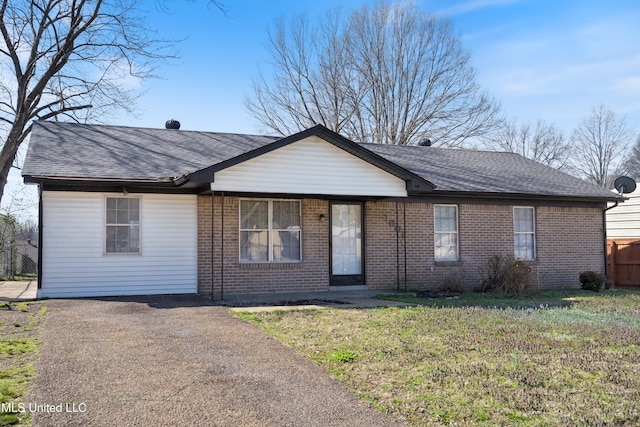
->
481, 254, 533, 295
437, 271, 465, 295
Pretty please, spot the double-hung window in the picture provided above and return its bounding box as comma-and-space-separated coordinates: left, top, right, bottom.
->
240, 199, 301, 262
106, 197, 140, 253
514, 207, 535, 260
434, 204, 458, 261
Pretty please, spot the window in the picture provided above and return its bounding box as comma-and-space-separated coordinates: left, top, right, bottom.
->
434, 205, 458, 261
514, 207, 535, 260
106, 197, 140, 253
240, 199, 301, 262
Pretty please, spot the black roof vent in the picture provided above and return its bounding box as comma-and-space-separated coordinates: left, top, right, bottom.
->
165, 119, 180, 130
418, 138, 431, 146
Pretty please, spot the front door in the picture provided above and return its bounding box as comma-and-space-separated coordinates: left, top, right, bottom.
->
330, 203, 364, 285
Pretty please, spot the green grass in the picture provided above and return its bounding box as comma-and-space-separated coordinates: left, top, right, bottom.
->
235, 290, 640, 426
0, 303, 46, 425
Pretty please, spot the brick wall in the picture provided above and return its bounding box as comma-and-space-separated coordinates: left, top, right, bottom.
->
197, 195, 329, 296
364, 201, 604, 291
198, 196, 605, 295
536, 206, 605, 289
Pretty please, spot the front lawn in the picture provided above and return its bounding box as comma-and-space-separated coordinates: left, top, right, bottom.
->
0, 302, 46, 426
236, 290, 640, 426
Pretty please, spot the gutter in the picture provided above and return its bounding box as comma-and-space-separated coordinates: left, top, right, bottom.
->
602, 199, 622, 286
408, 189, 620, 204
23, 175, 170, 185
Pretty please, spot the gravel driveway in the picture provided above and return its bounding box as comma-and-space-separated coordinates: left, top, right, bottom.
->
30, 295, 403, 426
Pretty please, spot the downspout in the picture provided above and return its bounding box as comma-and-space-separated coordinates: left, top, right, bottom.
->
603, 200, 620, 287
37, 185, 43, 291
403, 198, 407, 292
220, 192, 225, 300
395, 198, 400, 291
211, 191, 215, 301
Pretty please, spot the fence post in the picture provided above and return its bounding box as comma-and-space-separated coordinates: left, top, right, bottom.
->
609, 241, 618, 288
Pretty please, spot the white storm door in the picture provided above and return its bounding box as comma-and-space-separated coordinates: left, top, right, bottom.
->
330, 203, 364, 285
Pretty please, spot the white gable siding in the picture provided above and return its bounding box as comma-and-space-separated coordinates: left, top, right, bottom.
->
606, 189, 640, 239
210, 136, 408, 197
40, 191, 197, 298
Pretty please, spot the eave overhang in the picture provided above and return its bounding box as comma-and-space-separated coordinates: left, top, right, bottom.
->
409, 189, 624, 205
23, 175, 202, 194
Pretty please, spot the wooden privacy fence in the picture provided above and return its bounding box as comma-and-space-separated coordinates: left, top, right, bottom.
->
607, 239, 640, 288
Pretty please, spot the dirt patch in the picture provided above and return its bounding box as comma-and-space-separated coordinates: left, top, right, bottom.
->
415, 290, 461, 299
218, 299, 352, 308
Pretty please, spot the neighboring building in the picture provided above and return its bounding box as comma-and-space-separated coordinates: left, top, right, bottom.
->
606, 187, 640, 287
23, 121, 620, 298
606, 187, 640, 239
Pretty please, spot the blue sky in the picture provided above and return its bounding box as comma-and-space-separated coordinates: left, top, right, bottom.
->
109, 0, 640, 135
6, 0, 640, 218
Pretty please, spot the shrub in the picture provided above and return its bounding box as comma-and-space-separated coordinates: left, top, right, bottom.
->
436, 271, 465, 295
579, 271, 606, 292
480, 254, 533, 295
503, 259, 533, 295
480, 255, 505, 293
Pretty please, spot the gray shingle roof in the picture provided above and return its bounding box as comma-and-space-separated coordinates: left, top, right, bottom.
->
364, 143, 618, 199
23, 121, 618, 200
23, 121, 278, 181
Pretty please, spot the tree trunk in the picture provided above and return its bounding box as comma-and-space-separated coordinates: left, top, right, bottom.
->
0, 124, 26, 203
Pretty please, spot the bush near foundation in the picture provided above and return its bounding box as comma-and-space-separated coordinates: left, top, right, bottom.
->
579, 271, 606, 292
481, 254, 533, 295
436, 271, 465, 295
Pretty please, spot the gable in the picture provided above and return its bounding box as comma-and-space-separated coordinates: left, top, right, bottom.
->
210, 136, 408, 197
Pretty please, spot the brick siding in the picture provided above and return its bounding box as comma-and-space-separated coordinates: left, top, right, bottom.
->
198, 196, 329, 296
198, 195, 605, 295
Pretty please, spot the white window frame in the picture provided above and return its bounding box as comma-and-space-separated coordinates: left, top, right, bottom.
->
513, 206, 536, 260
239, 198, 302, 263
104, 196, 141, 255
434, 204, 459, 262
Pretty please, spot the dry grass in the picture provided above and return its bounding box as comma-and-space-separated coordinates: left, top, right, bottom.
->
237, 290, 640, 426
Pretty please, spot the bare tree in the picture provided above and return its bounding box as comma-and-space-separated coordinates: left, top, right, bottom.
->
0, 0, 225, 205
247, 3, 501, 147
248, 9, 361, 138
622, 135, 640, 180
570, 105, 634, 188
0, 0, 167, 202
486, 119, 571, 169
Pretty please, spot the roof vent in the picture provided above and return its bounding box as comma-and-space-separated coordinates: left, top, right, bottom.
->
418, 138, 431, 147
165, 119, 180, 130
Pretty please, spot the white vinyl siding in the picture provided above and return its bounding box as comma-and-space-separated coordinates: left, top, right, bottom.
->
514, 207, 535, 260
434, 205, 458, 261
211, 136, 408, 197
40, 192, 197, 298
606, 190, 640, 238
